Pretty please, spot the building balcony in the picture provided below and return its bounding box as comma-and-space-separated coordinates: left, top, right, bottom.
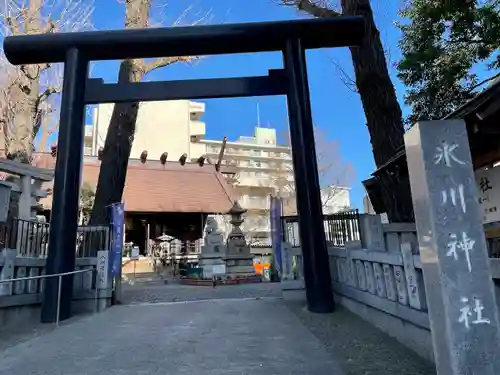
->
198, 139, 290, 153
236, 176, 275, 189
189, 120, 206, 139
189, 101, 205, 114
205, 149, 291, 161
239, 197, 270, 211
84, 125, 93, 139
83, 146, 93, 156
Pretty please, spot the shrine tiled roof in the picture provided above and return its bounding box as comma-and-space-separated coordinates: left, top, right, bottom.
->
34, 153, 237, 214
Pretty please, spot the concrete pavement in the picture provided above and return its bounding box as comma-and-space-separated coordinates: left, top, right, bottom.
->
0, 297, 343, 375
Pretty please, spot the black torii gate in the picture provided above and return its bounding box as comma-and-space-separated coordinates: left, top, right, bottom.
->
3, 17, 365, 323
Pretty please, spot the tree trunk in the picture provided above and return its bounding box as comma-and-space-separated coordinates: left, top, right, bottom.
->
341, 0, 414, 222
89, 0, 150, 225
341, 0, 402, 164
88, 61, 145, 225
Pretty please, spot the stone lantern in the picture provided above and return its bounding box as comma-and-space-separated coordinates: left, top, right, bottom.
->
227, 201, 246, 241
224, 201, 255, 277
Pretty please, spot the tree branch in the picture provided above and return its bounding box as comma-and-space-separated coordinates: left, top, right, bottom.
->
281, 0, 341, 18
467, 71, 500, 93
327, 55, 358, 93
143, 55, 200, 74
5, 15, 21, 35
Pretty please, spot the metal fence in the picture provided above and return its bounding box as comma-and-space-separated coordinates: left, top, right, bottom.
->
0, 218, 111, 258
76, 225, 111, 258
281, 209, 362, 248
0, 218, 50, 257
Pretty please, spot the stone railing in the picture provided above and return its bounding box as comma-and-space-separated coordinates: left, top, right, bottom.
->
0, 248, 113, 329
286, 215, 500, 362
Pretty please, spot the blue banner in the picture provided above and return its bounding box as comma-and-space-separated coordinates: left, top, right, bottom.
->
109, 202, 125, 277
270, 196, 283, 277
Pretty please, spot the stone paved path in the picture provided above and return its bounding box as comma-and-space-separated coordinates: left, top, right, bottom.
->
122, 280, 283, 304
0, 298, 343, 375
0, 270, 436, 375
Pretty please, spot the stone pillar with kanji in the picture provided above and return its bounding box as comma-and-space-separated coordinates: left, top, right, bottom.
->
405, 119, 500, 375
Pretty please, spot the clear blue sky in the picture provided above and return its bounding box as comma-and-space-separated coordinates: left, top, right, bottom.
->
87, 0, 408, 210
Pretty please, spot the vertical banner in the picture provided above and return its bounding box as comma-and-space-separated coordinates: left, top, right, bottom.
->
270, 196, 283, 277
109, 202, 125, 277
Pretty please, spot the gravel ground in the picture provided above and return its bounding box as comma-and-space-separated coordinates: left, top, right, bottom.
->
285, 300, 436, 375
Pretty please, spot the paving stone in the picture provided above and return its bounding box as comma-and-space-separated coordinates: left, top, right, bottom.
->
0, 298, 343, 375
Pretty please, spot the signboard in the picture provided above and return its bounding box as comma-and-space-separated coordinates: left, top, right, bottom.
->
270, 196, 283, 277
131, 246, 140, 260
109, 202, 125, 277
475, 166, 500, 224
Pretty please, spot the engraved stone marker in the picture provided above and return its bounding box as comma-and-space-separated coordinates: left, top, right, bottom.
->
337, 258, 344, 283
355, 260, 366, 290
14, 266, 26, 295
0, 249, 15, 296
382, 264, 397, 301
329, 257, 339, 282
393, 265, 408, 305
373, 262, 387, 298
97, 250, 109, 290
28, 268, 39, 294
347, 254, 358, 288
401, 242, 424, 310
405, 120, 500, 375
364, 261, 376, 294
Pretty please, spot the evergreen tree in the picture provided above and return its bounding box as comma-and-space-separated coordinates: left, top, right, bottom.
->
397, 0, 500, 125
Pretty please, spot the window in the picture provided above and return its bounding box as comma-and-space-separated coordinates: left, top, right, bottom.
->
251, 149, 261, 156
255, 161, 261, 168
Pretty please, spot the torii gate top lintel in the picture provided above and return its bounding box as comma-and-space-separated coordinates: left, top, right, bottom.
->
3, 17, 364, 65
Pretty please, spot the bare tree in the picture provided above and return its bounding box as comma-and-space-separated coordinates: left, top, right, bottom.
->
280, 0, 414, 222
0, 0, 94, 162
275, 125, 354, 215
243, 126, 354, 244
89, 1, 210, 225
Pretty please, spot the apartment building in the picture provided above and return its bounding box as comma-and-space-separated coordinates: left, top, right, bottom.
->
193, 127, 295, 245
84, 100, 207, 159
85, 101, 350, 245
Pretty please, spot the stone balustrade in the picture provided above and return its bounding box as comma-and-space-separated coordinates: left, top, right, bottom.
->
0, 248, 112, 329
287, 215, 500, 362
